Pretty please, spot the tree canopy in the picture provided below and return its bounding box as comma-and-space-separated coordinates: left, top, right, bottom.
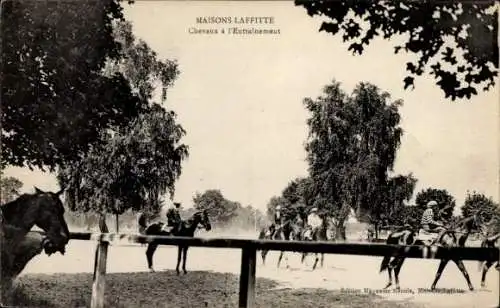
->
304, 80, 406, 232
294, 1, 498, 101
192, 190, 241, 228
461, 191, 500, 233
414, 187, 456, 222
0, 171, 23, 205
57, 104, 188, 216
374, 173, 418, 227
56, 18, 186, 217
2, 0, 147, 171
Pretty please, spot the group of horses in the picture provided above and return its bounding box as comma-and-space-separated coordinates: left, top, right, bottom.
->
1, 189, 499, 306
257, 216, 331, 270
256, 213, 500, 292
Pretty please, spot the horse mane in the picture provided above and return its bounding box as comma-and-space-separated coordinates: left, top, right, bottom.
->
184, 210, 203, 224
455, 214, 476, 231
1, 194, 35, 221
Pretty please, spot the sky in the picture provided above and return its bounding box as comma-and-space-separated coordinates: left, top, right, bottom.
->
5, 1, 499, 217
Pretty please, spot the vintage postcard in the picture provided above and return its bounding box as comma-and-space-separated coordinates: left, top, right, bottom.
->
1, 1, 499, 307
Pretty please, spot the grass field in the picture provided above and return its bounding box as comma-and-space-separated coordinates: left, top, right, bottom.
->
13, 271, 423, 308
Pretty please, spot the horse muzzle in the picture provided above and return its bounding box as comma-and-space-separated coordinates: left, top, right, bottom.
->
43, 233, 68, 256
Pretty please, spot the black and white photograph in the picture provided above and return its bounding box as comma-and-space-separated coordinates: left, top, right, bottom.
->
1, 1, 499, 307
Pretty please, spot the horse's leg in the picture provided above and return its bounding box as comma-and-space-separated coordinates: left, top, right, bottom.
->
430, 259, 449, 290
176, 245, 182, 275
283, 251, 289, 269
182, 246, 188, 274
261, 250, 268, 265
384, 262, 394, 289
301, 252, 307, 264
480, 261, 494, 288
312, 253, 319, 271
277, 251, 283, 268
452, 259, 474, 291
320, 253, 324, 268
146, 242, 158, 272
393, 257, 405, 290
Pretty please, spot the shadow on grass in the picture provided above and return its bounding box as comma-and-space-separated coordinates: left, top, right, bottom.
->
13, 271, 423, 308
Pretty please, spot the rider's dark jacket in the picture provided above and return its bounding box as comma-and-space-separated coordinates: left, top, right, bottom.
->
166, 207, 181, 227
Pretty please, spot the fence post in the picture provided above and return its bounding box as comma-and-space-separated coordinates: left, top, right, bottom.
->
497, 247, 500, 308
91, 238, 109, 308
239, 247, 256, 308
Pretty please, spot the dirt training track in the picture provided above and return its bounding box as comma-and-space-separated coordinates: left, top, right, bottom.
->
19, 232, 499, 308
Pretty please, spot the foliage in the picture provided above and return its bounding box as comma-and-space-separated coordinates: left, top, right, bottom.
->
280, 177, 314, 220
374, 174, 418, 227
295, 1, 498, 101
58, 104, 187, 216
0, 173, 23, 205
461, 191, 500, 233
1, 0, 148, 171
414, 188, 456, 222
57, 18, 186, 217
390, 205, 422, 229
192, 190, 241, 228
303, 80, 404, 230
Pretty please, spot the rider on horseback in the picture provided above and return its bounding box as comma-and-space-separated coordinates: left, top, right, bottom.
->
164, 202, 182, 234
304, 207, 322, 240
421, 200, 448, 245
269, 204, 285, 238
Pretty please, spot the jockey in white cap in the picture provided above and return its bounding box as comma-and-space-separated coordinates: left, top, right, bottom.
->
304, 207, 323, 240
421, 200, 448, 245
421, 200, 446, 233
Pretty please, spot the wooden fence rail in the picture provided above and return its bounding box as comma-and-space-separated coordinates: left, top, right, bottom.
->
68, 232, 500, 308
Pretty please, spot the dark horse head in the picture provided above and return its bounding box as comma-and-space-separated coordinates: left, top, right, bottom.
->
189, 209, 211, 233
437, 213, 480, 248
1, 187, 70, 255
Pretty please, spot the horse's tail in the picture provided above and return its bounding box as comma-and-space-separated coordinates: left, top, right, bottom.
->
379, 233, 400, 273
379, 255, 392, 273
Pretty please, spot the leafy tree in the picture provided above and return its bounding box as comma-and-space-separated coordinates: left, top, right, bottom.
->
461, 191, 500, 232
265, 196, 292, 221
396, 205, 422, 229
281, 177, 314, 221
295, 1, 498, 101
192, 190, 240, 228
371, 173, 418, 230
2, 0, 148, 171
304, 79, 404, 239
0, 173, 23, 204
57, 19, 186, 231
414, 188, 456, 222
58, 104, 187, 230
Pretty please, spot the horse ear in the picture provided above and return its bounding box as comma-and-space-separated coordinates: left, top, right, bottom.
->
34, 186, 44, 194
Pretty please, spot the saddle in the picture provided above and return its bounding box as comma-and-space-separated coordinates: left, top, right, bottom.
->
160, 224, 175, 234
417, 228, 440, 245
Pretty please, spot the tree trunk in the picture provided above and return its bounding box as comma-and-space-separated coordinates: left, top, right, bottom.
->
98, 214, 109, 233
115, 214, 119, 233
335, 222, 346, 240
